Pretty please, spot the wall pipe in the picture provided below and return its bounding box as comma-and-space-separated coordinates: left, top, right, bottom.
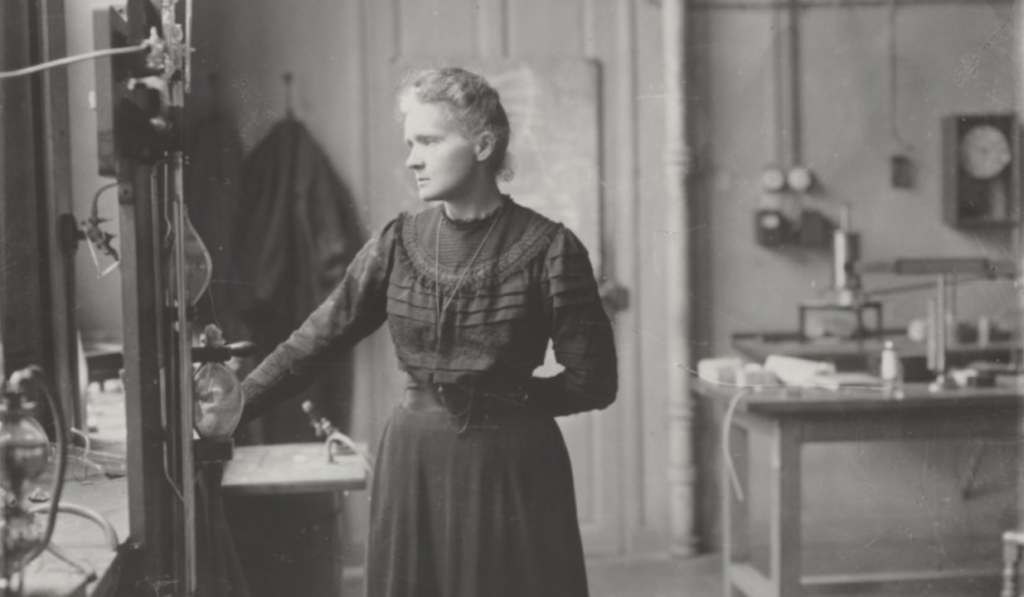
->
1014, 0, 1024, 528
663, 0, 697, 557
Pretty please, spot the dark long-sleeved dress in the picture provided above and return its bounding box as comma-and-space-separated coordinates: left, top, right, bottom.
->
240, 196, 618, 597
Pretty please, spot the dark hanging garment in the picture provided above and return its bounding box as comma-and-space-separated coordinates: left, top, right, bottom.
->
233, 118, 362, 441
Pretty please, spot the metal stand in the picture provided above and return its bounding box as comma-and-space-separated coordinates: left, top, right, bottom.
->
928, 273, 957, 392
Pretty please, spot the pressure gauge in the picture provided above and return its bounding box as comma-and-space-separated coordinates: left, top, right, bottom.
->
787, 166, 814, 193
760, 167, 787, 192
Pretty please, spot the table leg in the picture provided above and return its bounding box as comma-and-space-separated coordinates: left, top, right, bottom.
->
723, 421, 750, 597
770, 421, 801, 597
1001, 532, 1021, 597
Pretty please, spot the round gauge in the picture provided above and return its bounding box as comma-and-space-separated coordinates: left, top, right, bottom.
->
787, 166, 814, 192
760, 167, 787, 192
758, 212, 782, 229
960, 124, 1011, 180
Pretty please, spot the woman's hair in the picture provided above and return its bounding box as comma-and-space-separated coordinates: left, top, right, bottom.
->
398, 67, 513, 181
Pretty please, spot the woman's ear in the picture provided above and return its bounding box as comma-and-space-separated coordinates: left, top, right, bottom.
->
474, 131, 496, 163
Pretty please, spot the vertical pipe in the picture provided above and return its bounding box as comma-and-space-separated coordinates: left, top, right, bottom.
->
663, 0, 696, 557
477, 0, 507, 59
784, 0, 802, 166
616, 0, 641, 553
772, 0, 801, 167
1015, 0, 1024, 530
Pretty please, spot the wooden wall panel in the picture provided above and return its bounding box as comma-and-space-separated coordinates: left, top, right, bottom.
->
508, 0, 587, 56
398, 0, 480, 57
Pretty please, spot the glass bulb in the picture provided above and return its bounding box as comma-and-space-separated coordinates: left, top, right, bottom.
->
0, 396, 49, 497
193, 362, 242, 440
0, 392, 50, 578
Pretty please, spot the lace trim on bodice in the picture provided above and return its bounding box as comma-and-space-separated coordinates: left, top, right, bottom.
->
396, 200, 561, 293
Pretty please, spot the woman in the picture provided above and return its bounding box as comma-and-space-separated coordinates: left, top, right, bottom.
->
239, 67, 618, 597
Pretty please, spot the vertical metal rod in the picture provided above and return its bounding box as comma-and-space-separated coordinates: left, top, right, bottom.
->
935, 273, 947, 375
926, 297, 937, 373
171, 152, 197, 595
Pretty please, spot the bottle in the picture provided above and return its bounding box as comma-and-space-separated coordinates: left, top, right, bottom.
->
879, 340, 904, 398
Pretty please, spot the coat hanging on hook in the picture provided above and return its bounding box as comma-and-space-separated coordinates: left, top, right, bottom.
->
283, 72, 295, 119
232, 107, 364, 441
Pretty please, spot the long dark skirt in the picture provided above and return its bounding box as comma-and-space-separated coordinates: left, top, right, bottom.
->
366, 390, 589, 597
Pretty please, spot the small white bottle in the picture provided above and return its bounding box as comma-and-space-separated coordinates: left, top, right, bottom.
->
879, 340, 904, 398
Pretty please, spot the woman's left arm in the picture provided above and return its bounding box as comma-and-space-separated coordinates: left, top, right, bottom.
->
529, 228, 618, 416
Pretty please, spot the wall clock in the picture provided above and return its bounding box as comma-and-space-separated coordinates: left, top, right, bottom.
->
942, 114, 1019, 228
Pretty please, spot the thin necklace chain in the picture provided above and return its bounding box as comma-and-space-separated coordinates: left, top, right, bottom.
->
434, 202, 504, 352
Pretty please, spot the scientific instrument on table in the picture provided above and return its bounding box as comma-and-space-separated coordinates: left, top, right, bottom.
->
856, 256, 1016, 391
798, 205, 883, 341
302, 401, 374, 475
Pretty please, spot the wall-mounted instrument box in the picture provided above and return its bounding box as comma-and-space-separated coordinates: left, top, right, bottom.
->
942, 113, 1019, 228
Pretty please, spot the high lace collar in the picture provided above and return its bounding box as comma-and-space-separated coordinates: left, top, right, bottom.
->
440, 196, 509, 230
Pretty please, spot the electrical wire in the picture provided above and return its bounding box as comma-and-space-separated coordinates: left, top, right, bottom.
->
68, 427, 104, 482
162, 434, 186, 504
25, 501, 119, 582
27, 502, 119, 549
0, 43, 151, 80
90, 183, 119, 223
721, 388, 750, 502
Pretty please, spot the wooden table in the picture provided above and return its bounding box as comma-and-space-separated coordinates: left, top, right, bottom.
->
695, 380, 1024, 597
221, 443, 368, 597
221, 442, 367, 496
732, 334, 1017, 379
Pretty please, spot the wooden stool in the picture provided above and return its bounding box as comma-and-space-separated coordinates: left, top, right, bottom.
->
1002, 530, 1024, 597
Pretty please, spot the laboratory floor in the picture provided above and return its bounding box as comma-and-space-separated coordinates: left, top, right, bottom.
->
341, 548, 1002, 597
341, 553, 720, 597
585, 553, 722, 597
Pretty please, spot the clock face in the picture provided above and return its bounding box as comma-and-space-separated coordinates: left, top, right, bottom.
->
960, 124, 1012, 180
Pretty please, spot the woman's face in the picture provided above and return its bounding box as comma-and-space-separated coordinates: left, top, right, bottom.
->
402, 100, 481, 203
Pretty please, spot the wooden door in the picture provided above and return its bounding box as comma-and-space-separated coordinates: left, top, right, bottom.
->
360, 0, 628, 556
